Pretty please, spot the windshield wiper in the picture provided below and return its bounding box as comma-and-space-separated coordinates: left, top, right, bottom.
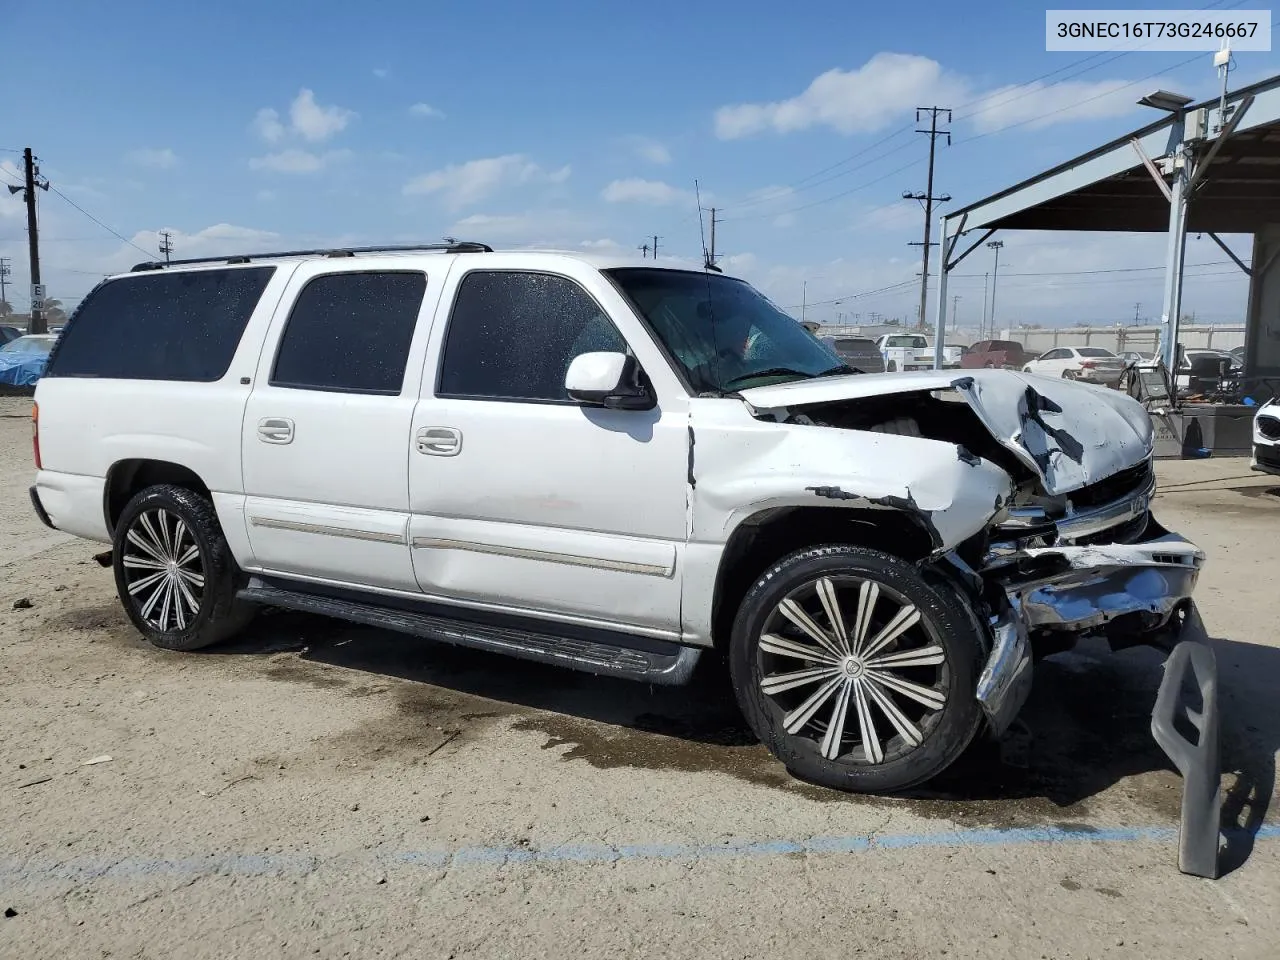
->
720, 365, 851, 390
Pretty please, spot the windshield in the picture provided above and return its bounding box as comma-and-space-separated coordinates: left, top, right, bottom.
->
0, 337, 53, 356
605, 268, 851, 392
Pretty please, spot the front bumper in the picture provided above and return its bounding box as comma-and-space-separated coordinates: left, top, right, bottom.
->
973, 517, 1204, 734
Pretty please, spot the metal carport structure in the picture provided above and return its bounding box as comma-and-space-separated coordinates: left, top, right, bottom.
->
933, 72, 1280, 381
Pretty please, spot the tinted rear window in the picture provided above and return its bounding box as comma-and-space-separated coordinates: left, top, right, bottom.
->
1077, 347, 1116, 358
834, 338, 875, 350
989, 341, 1021, 351
46, 267, 275, 381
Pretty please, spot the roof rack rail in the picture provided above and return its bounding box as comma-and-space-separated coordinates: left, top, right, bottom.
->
130, 240, 492, 272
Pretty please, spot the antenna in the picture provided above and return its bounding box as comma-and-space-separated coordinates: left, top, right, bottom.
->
1214, 40, 1235, 133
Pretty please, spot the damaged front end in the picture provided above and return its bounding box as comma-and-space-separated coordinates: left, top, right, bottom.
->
739, 368, 1215, 875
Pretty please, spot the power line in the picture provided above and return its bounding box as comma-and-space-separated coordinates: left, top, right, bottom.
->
48, 186, 154, 259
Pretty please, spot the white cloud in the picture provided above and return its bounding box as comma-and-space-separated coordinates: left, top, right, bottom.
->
621, 136, 671, 164
249, 148, 352, 174
965, 79, 1149, 132
403, 154, 570, 208
252, 89, 355, 145
714, 51, 1150, 139
773, 213, 797, 228
256, 189, 277, 201
373, 67, 390, 79
581, 238, 622, 250
445, 209, 599, 246
290, 88, 355, 142
715, 53, 960, 139
127, 148, 177, 169
601, 178, 694, 206
409, 102, 446, 119
253, 108, 286, 144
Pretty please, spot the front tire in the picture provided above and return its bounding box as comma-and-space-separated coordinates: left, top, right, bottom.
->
112, 484, 254, 651
729, 545, 984, 793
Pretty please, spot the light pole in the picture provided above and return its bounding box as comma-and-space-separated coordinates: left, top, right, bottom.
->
987, 241, 1004, 335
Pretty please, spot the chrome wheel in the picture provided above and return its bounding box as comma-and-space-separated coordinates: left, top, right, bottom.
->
757, 576, 948, 765
121, 508, 206, 632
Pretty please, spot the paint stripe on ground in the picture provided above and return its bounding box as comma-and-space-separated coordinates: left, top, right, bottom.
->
3, 824, 1277, 885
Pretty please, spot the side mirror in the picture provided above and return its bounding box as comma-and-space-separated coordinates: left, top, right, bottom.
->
565, 351, 654, 410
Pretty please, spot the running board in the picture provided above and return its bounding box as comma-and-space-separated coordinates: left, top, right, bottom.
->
237, 580, 702, 686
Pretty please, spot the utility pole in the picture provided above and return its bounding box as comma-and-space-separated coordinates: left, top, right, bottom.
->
801, 280, 807, 323
951, 294, 960, 329
8, 149, 50, 335
986, 240, 1004, 335
0, 257, 10, 314
903, 107, 951, 332
1133, 301, 1142, 324
702, 205, 722, 269
159, 230, 174, 263
982, 272, 990, 340
651, 235, 660, 260
638, 241, 650, 258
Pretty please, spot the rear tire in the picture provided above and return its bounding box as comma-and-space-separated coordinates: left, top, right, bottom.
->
729, 545, 985, 794
112, 484, 255, 651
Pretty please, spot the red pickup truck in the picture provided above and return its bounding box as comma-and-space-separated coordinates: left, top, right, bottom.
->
961, 339, 1031, 369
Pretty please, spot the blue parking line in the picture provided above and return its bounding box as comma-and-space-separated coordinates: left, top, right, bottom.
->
2, 824, 1277, 885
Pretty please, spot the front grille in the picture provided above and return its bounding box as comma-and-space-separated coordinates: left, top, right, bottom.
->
1257, 415, 1280, 441
1069, 459, 1152, 511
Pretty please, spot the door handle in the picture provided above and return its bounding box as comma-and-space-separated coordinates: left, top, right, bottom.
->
416, 426, 462, 456
258, 417, 295, 444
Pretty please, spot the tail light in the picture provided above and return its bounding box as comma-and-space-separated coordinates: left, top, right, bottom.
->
1080, 361, 1097, 369
31, 402, 41, 470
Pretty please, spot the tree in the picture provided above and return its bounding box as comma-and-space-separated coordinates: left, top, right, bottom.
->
0, 300, 12, 318
40, 299, 66, 325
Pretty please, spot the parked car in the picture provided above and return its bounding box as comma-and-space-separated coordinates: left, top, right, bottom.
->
960, 339, 1029, 370
0, 333, 58, 386
876, 333, 933, 372
1252, 398, 1280, 476
820, 335, 885, 374
943, 344, 968, 369
1230, 345, 1245, 363
1022, 346, 1126, 386
1119, 350, 1154, 365
0, 325, 23, 345
30, 243, 1204, 795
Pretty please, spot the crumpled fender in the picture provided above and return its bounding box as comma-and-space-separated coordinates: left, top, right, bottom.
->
688, 400, 1013, 552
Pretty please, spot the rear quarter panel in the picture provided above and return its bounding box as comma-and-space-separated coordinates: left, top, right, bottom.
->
33, 264, 299, 543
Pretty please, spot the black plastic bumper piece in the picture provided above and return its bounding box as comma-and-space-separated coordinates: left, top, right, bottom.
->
1150, 603, 1222, 879
28, 485, 55, 530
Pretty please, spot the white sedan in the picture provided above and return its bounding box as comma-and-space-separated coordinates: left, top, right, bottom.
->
1022, 346, 1126, 386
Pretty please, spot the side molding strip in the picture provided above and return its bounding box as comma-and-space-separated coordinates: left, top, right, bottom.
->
249, 516, 406, 545
411, 536, 672, 577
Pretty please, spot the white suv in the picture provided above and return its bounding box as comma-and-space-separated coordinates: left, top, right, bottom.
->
29, 242, 1206, 795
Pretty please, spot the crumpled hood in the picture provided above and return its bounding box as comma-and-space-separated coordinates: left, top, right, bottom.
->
737, 368, 1154, 496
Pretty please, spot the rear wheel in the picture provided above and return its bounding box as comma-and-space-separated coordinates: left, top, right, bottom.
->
112, 484, 254, 651
729, 545, 985, 793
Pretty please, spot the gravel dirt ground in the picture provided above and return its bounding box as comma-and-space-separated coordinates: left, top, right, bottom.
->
2, 394, 1279, 959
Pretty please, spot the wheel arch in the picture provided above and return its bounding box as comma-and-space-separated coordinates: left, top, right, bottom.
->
103, 458, 212, 536
708, 505, 939, 653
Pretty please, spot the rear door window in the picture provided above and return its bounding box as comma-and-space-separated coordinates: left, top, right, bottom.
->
45, 267, 276, 381
270, 271, 427, 394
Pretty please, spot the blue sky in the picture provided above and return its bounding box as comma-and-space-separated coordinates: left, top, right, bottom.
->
1, 0, 1276, 328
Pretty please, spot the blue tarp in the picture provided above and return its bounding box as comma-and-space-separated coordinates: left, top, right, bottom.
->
0, 354, 48, 387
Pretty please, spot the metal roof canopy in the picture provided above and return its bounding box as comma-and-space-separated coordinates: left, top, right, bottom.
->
942, 74, 1280, 237
933, 72, 1280, 372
